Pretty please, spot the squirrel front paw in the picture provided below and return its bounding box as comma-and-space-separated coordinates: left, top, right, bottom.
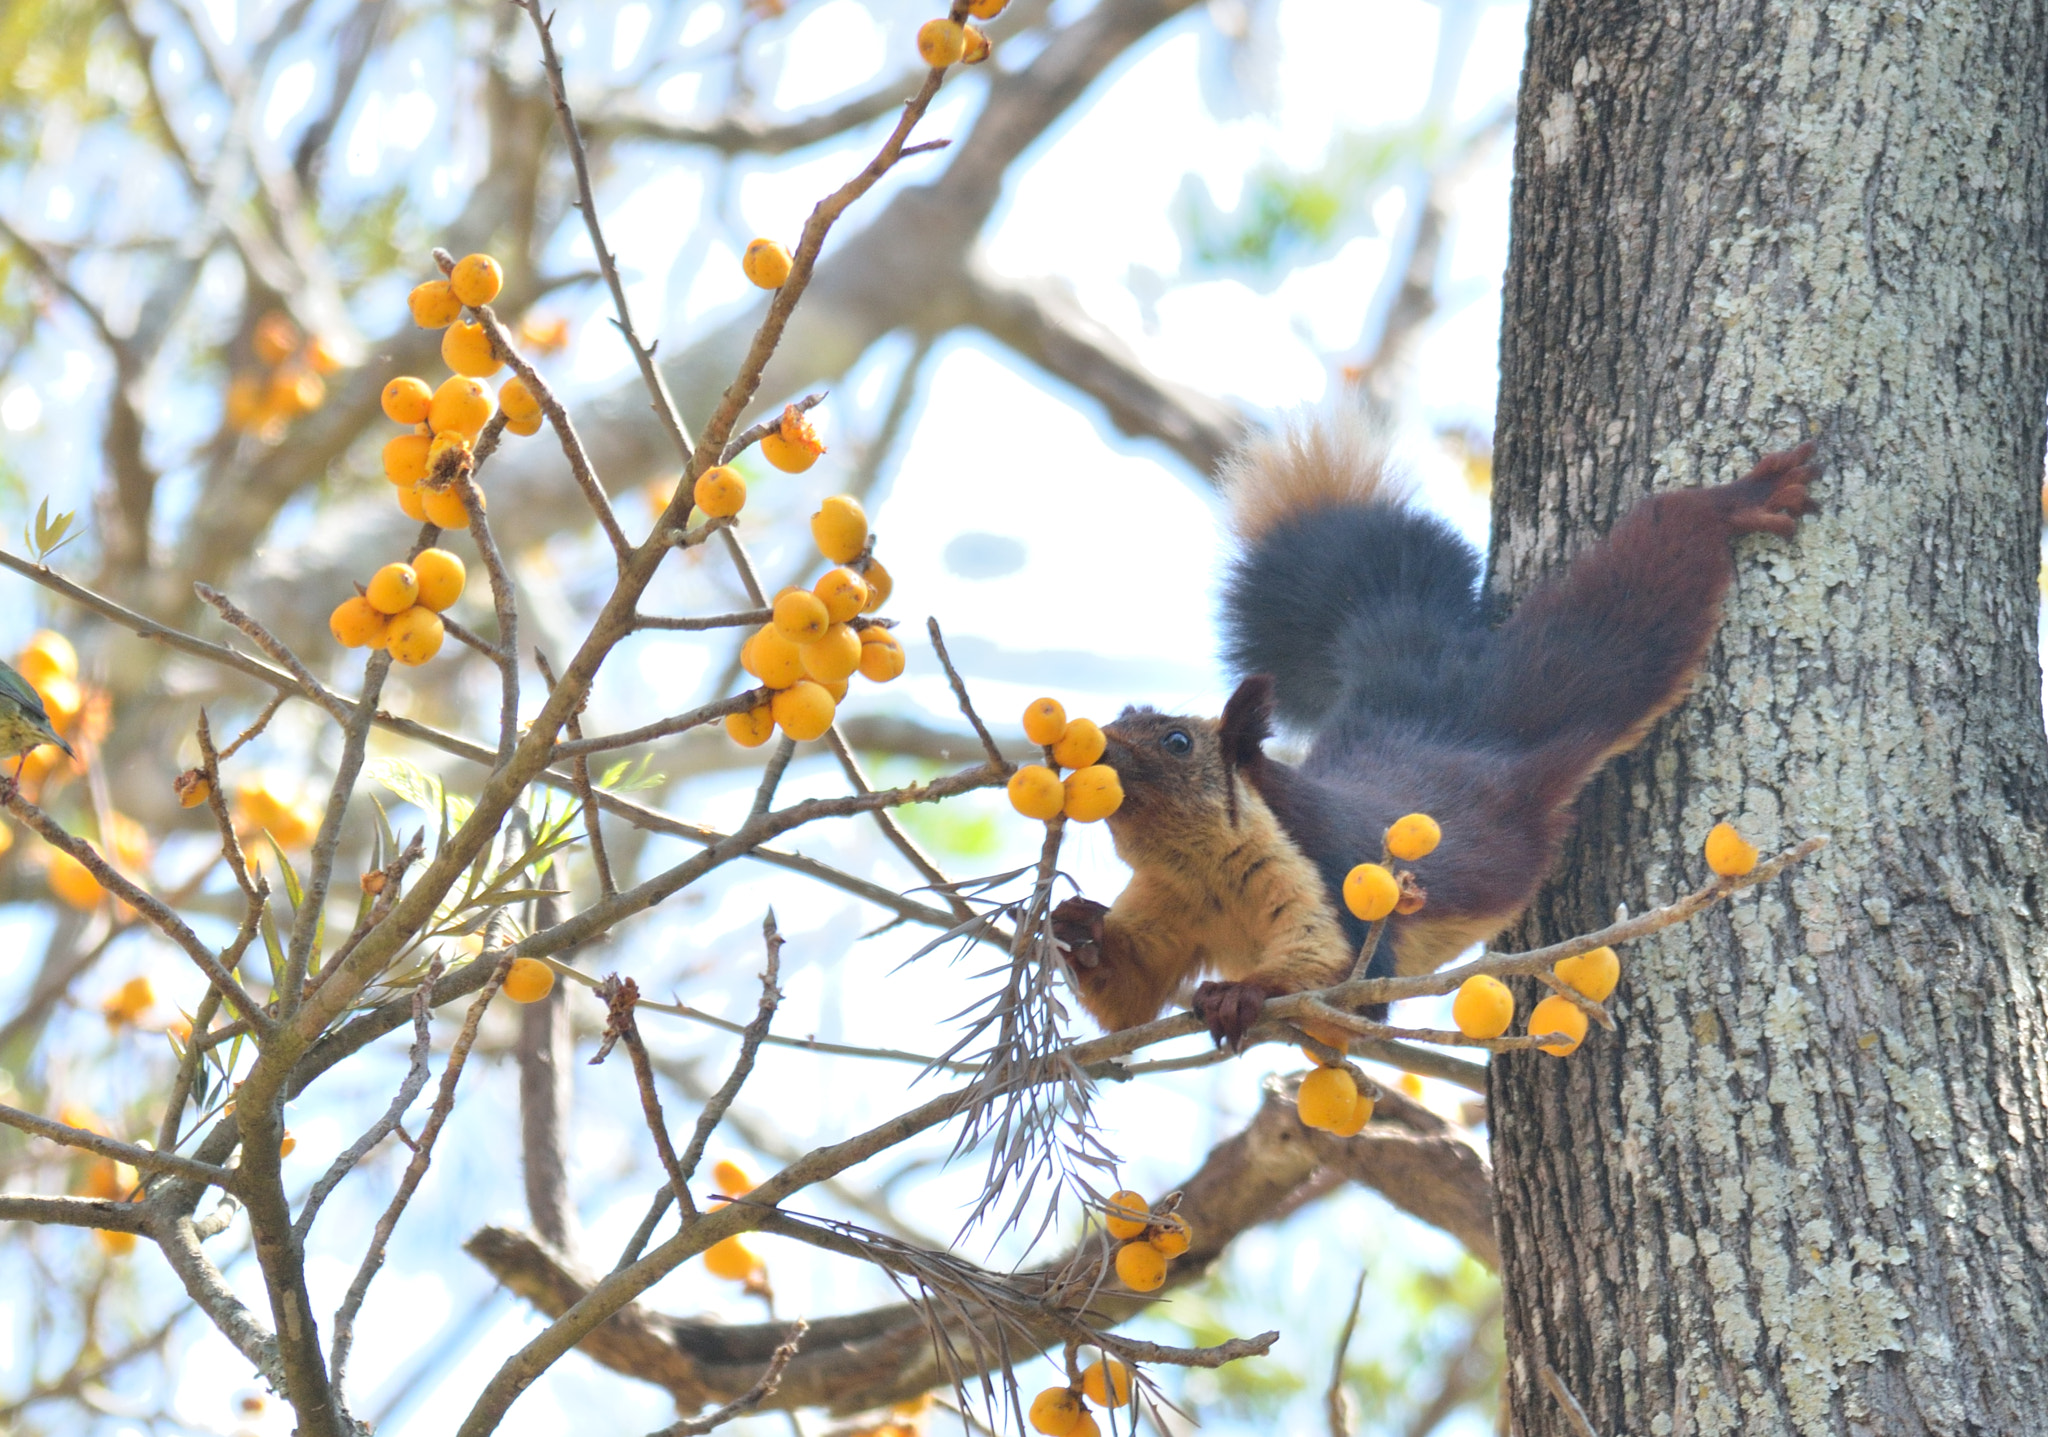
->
1051, 896, 1109, 970
1193, 980, 1275, 1052
1724, 441, 1822, 538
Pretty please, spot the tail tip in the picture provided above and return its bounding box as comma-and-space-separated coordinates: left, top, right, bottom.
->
1219, 411, 1409, 544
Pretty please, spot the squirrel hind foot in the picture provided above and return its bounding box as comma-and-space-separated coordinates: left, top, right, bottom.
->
1193, 979, 1274, 1051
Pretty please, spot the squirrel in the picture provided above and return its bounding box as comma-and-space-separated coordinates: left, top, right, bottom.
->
1051, 418, 1820, 1048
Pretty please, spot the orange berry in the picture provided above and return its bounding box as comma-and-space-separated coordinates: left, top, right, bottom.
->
1328, 1083, 1375, 1137
1452, 975, 1514, 1040
380, 434, 431, 488
450, 253, 503, 307
499, 375, 542, 425
1114, 1239, 1167, 1292
252, 309, 300, 366
505, 410, 543, 437
95, 1230, 137, 1256
1007, 765, 1064, 821
856, 627, 905, 682
771, 680, 837, 741
430, 375, 494, 438
1051, 718, 1105, 770
711, 1159, 756, 1196
381, 376, 434, 425
702, 1234, 763, 1281
304, 335, 344, 374
741, 239, 792, 289
966, 0, 1007, 17
1028, 1387, 1085, 1437
225, 372, 263, 430
420, 483, 477, 531
1705, 821, 1758, 877
810, 496, 868, 563
1103, 1189, 1149, 1240
742, 625, 805, 689
917, 16, 965, 65
427, 431, 472, 476
1342, 862, 1399, 921
860, 559, 892, 612
330, 596, 391, 649
773, 590, 830, 644
1071, 1417, 1101, 1437
962, 23, 990, 62
761, 406, 825, 472
814, 567, 869, 623
1022, 697, 1067, 746
101, 975, 155, 1027
502, 957, 555, 1003
411, 549, 466, 611
1386, 812, 1441, 861
1062, 765, 1123, 822
693, 466, 746, 519
383, 606, 445, 666
799, 624, 862, 684
365, 563, 420, 615
173, 770, 212, 809
1146, 1213, 1191, 1258
279, 1131, 297, 1158
409, 279, 462, 328
725, 703, 776, 748
16, 630, 77, 688
1296, 1066, 1359, 1130
441, 319, 501, 378
266, 365, 325, 416
397, 483, 429, 522
1554, 946, 1620, 1002
1529, 994, 1589, 1056
1080, 1358, 1131, 1408
48, 848, 104, 909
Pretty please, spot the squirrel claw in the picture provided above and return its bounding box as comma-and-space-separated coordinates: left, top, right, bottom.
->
1051, 896, 1109, 970
1193, 980, 1272, 1052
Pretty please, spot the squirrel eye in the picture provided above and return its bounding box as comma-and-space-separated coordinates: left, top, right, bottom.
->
1161, 730, 1192, 756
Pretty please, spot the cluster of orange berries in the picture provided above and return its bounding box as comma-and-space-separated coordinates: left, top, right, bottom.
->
1100, 1187, 1189, 1293
700, 1159, 769, 1285
915, 0, 1005, 68
385, 252, 542, 528
11, 629, 97, 795
1340, 811, 1440, 924
1029, 1356, 1133, 1437
1006, 699, 1122, 824
729, 492, 902, 745
328, 549, 467, 667
224, 308, 342, 441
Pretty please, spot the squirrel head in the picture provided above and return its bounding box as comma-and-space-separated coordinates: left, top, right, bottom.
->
1101, 677, 1276, 860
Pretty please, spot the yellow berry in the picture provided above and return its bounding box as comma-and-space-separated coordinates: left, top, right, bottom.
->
856, 627, 905, 682
1554, 946, 1620, 1002
771, 680, 837, 741
810, 495, 868, 563
966, 0, 1007, 17
384, 433, 431, 485
427, 431, 472, 476
799, 623, 862, 684
860, 559, 892, 612
1051, 718, 1106, 770
1114, 1239, 1167, 1292
1007, 764, 1064, 821
742, 625, 805, 689
711, 1159, 755, 1196
773, 590, 831, 644
1081, 1358, 1131, 1408
703, 1234, 763, 1281
1529, 994, 1589, 1056
961, 23, 990, 62
96, 1229, 137, 1256
693, 465, 746, 519
1071, 1417, 1101, 1437
1342, 862, 1399, 921
47, 848, 104, 909
101, 975, 156, 1027
814, 567, 869, 623
1296, 1066, 1359, 1131
441, 319, 501, 378
279, 1130, 296, 1158
381, 376, 433, 425
499, 375, 542, 425
383, 606, 445, 666
1386, 812, 1441, 861
1146, 1213, 1191, 1258
1022, 697, 1067, 746
365, 563, 420, 615
1705, 821, 1758, 877
754, 432, 806, 472
741, 238, 793, 289
408, 279, 462, 328
16, 630, 76, 688
917, 16, 965, 65
1027, 1387, 1085, 1437
329, 596, 390, 649
1062, 765, 1123, 822
174, 770, 213, 809
431, 375, 494, 437
1103, 1189, 1149, 1240
420, 483, 477, 531
725, 703, 776, 748
1328, 1084, 1375, 1137
505, 410, 543, 437
450, 252, 503, 307
411, 549, 466, 611
1452, 975, 1514, 1040
502, 957, 555, 1003
397, 482, 429, 522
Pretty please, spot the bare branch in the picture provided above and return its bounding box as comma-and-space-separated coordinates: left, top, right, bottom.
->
647, 1320, 808, 1437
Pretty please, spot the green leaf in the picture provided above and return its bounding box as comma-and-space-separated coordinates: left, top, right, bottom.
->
23, 495, 79, 563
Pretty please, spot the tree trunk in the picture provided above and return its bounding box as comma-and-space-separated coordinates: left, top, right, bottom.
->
1486, 6, 2048, 1436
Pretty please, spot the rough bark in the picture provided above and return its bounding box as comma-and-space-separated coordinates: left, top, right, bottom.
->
1487, 5, 2048, 1437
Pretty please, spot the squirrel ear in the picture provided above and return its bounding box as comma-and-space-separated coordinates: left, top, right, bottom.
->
1218, 675, 1275, 771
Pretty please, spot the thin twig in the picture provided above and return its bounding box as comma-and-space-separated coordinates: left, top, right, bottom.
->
293, 974, 437, 1241
220, 691, 290, 759
553, 687, 773, 761
0, 1103, 234, 1188
453, 471, 523, 765
535, 648, 617, 897
1540, 1365, 1603, 1437
717, 391, 826, 466
596, 974, 696, 1221
194, 581, 351, 722
927, 618, 1007, 769
1326, 1268, 1367, 1437
646, 1320, 808, 1437
633, 609, 773, 632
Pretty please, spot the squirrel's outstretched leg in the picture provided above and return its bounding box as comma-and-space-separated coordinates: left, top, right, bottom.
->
1051, 882, 1199, 1035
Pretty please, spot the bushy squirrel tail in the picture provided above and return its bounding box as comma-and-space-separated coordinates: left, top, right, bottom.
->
1218, 414, 1488, 732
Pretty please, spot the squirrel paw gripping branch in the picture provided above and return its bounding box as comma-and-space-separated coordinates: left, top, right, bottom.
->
1053, 419, 1820, 1049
